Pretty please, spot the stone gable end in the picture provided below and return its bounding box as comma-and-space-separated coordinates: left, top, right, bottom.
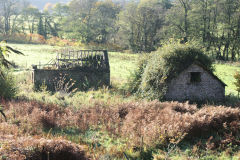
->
165, 64, 225, 101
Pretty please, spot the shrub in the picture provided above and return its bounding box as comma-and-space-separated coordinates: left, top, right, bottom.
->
0, 33, 46, 44
29, 34, 46, 44
234, 72, 240, 97
127, 54, 150, 94
46, 37, 75, 46
129, 41, 214, 100
85, 42, 124, 52
0, 41, 23, 99
0, 66, 17, 99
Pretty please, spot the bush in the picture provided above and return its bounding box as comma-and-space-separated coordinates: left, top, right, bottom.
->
0, 33, 46, 44
0, 67, 17, 99
127, 53, 149, 94
129, 41, 214, 100
234, 72, 240, 96
46, 37, 75, 46
85, 42, 124, 52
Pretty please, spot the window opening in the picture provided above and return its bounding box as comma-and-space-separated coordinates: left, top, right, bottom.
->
190, 72, 201, 83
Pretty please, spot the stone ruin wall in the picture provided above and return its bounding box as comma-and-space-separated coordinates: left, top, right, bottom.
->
32, 68, 110, 91
165, 64, 225, 102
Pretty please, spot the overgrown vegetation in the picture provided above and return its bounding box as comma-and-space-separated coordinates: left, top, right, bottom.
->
0, 41, 23, 99
0, 0, 240, 158
234, 72, 240, 97
128, 41, 213, 100
0, 40, 238, 159
0, 67, 16, 99
0, 100, 240, 159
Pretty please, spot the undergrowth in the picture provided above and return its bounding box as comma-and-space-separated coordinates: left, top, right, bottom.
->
0, 100, 240, 159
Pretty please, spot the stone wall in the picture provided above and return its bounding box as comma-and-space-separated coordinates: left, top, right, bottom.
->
32, 68, 110, 91
165, 64, 225, 102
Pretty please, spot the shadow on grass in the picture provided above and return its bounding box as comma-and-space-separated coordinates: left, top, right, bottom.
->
180, 94, 240, 108
224, 94, 240, 107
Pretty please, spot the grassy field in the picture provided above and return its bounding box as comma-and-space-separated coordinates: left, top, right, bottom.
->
8, 43, 240, 96
8, 43, 138, 84
214, 62, 240, 95
7, 43, 140, 106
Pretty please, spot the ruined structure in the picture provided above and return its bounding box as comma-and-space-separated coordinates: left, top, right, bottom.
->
165, 62, 226, 102
32, 50, 110, 91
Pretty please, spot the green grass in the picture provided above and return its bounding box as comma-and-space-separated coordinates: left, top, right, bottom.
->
7, 43, 139, 84
7, 44, 60, 70
214, 63, 240, 95
7, 43, 139, 106
7, 43, 240, 98
108, 52, 138, 84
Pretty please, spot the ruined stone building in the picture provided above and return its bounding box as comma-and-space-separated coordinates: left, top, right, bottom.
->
165, 62, 226, 102
32, 50, 110, 91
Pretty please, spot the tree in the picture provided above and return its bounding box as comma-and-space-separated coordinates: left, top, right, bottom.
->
0, 41, 23, 121
118, 0, 169, 52
37, 15, 46, 38
60, 0, 97, 42
52, 3, 69, 21
0, 0, 21, 35
0, 41, 23, 70
165, 0, 191, 43
179, 0, 191, 43
89, 0, 120, 43
21, 6, 40, 34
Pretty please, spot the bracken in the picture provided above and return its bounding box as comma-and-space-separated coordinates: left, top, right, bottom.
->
1, 99, 240, 153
